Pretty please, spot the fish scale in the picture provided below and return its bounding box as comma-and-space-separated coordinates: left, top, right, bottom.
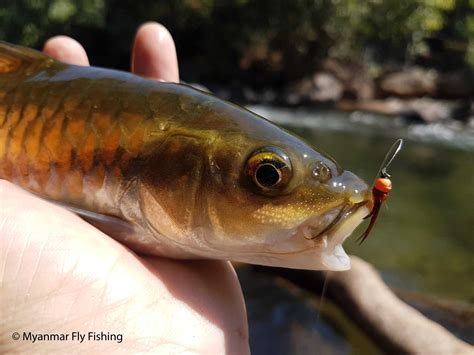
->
0, 51, 150, 214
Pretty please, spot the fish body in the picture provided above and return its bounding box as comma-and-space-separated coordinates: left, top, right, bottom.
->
0, 42, 372, 270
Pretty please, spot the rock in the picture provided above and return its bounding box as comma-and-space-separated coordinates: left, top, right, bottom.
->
285, 71, 343, 104
408, 98, 455, 123
322, 59, 375, 100
285, 77, 313, 105
337, 99, 405, 115
346, 76, 375, 100
379, 68, 438, 97
337, 98, 470, 123
310, 72, 344, 101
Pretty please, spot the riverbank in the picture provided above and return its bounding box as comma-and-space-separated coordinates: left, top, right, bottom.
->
207, 63, 474, 125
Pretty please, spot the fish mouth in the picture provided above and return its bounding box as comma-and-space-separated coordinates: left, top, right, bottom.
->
300, 200, 370, 270
301, 201, 368, 241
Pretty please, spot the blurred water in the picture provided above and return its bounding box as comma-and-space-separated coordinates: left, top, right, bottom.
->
238, 266, 382, 355
239, 106, 473, 354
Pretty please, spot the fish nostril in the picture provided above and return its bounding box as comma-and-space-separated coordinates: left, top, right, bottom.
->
312, 161, 332, 183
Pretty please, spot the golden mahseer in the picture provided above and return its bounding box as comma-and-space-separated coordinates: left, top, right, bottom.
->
0, 41, 373, 271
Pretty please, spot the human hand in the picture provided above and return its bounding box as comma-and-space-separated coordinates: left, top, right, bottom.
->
0, 23, 249, 354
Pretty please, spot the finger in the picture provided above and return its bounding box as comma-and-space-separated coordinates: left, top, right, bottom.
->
43, 36, 90, 66
132, 22, 179, 82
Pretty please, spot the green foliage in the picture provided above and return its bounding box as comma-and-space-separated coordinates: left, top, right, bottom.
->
0, 0, 472, 85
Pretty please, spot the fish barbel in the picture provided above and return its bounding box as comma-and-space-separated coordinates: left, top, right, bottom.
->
0, 41, 373, 270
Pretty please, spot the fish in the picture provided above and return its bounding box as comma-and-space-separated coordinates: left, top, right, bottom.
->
0, 41, 373, 271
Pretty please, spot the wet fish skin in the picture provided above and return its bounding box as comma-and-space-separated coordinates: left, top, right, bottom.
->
0, 44, 159, 215
0, 42, 373, 271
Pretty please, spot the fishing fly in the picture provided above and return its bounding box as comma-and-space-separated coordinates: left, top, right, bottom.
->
356, 138, 403, 245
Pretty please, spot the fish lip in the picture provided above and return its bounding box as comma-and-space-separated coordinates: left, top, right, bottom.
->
320, 200, 370, 270
302, 200, 368, 241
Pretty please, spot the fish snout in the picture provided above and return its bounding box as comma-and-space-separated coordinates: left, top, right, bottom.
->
328, 170, 371, 204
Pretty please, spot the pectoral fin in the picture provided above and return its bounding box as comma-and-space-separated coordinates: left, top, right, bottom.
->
55, 203, 191, 258
54, 204, 158, 254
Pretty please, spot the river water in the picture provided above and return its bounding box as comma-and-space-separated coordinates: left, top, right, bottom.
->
238, 106, 474, 354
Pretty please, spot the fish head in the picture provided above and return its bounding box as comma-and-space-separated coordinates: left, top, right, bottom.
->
137, 132, 372, 271
200, 137, 373, 271
135, 89, 373, 271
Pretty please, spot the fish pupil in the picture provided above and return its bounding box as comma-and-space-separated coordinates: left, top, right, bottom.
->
255, 163, 281, 187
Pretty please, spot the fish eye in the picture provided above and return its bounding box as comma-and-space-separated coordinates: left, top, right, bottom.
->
255, 163, 281, 187
246, 147, 292, 194
312, 161, 332, 182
